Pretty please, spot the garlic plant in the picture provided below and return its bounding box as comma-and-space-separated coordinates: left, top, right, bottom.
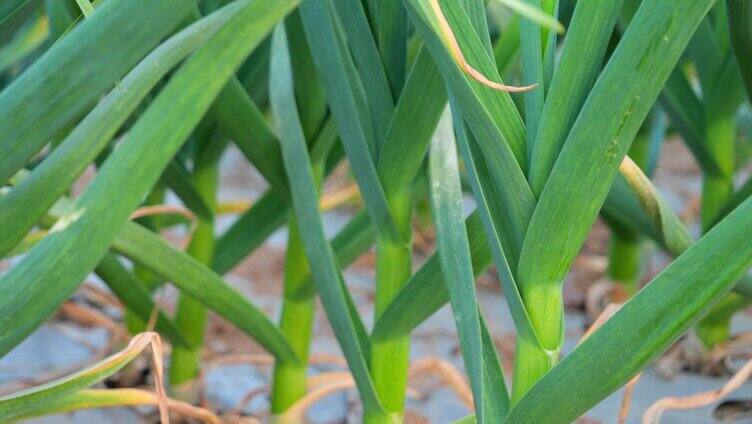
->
0, 0, 750, 423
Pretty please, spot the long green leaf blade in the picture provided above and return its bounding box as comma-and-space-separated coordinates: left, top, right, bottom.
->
111, 222, 299, 364
519, 0, 546, 165
0, 0, 195, 183
0, 4, 241, 256
330, 0, 395, 152
377, 48, 446, 197
508, 197, 752, 423
0, 0, 297, 358
515, 0, 719, 382
26, 193, 300, 363
403, 0, 535, 270
269, 23, 387, 418
403, 0, 527, 169
429, 109, 487, 421
528, 0, 624, 196
300, 0, 402, 244
212, 190, 288, 274
373, 0, 408, 97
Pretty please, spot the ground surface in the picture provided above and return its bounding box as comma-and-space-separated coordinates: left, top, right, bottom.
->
3, 140, 752, 423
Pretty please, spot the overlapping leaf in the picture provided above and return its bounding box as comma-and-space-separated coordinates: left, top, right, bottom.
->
0, 0, 298, 358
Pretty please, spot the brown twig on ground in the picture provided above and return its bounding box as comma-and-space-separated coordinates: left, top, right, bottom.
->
205, 352, 349, 370
217, 184, 360, 216
619, 375, 641, 424
219, 354, 473, 421
163, 393, 223, 423
280, 378, 356, 420
319, 183, 361, 211
408, 357, 474, 410
59, 301, 127, 340
81, 282, 123, 309
205, 353, 275, 369
227, 386, 268, 417
307, 371, 354, 389
308, 352, 350, 368
642, 355, 752, 424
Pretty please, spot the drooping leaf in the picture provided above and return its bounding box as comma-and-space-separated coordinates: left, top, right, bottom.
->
111, 222, 299, 364
0, 3, 242, 256
0, 0, 196, 183
16, 187, 301, 364
9, 388, 220, 423
0, 332, 165, 422
0, 0, 298, 358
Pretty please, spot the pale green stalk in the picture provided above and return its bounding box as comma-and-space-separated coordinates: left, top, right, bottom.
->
270, 218, 315, 423
170, 132, 224, 400
269, 14, 330, 420
370, 191, 413, 420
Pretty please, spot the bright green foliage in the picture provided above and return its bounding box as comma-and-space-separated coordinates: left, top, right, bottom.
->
0, 0, 751, 422
270, 23, 389, 421
429, 109, 491, 421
